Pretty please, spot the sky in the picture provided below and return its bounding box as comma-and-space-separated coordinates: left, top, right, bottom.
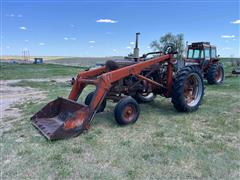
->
1, 0, 240, 57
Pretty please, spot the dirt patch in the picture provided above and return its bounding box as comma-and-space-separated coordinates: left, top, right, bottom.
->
45, 56, 123, 66
0, 80, 46, 136
1, 77, 71, 84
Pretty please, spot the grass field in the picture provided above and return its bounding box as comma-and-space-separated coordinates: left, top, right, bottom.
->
0, 63, 85, 80
48, 56, 124, 66
1, 60, 240, 179
0, 55, 124, 67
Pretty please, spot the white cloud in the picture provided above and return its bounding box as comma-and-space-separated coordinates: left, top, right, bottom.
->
39, 42, 45, 46
89, 40, 95, 43
6, 14, 22, 18
64, 37, 76, 41
147, 46, 151, 49
90, 45, 94, 48
96, 19, 118, 23
130, 41, 135, 45
126, 46, 132, 49
231, 19, 240, 24
221, 35, 235, 39
222, 47, 232, 50
19, 26, 27, 30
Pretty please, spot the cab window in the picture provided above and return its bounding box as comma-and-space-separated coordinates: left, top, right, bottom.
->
193, 50, 200, 58
187, 49, 200, 59
205, 48, 210, 59
188, 49, 193, 58
211, 48, 216, 58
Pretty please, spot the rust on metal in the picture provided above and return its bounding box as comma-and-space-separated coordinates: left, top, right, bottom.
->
135, 74, 164, 88
215, 66, 223, 82
184, 75, 198, 105
31, 36, 179, 140
63, 107, 89, 130
31, 98, 90, 140
123, 105, 136, 122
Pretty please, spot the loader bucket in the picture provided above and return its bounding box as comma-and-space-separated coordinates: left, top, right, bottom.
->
31, 97, 91, 140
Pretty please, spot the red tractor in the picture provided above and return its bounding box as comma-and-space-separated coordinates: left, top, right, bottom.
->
31, 33, 206, 140
184, 42, 224, 84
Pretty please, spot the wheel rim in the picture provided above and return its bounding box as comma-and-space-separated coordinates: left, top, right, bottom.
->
215, 66, 223, 83
139, 79, 154, 99
139, 92, 154, 99
122, 105, 136, 122
184, 74, 203, 107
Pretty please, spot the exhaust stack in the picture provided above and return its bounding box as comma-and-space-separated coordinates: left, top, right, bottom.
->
133, 32, 140, 60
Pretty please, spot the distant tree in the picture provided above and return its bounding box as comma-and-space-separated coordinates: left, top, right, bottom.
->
150, 33, 185, 59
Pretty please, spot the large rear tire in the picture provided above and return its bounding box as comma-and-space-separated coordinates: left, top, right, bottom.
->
207, 63, 224, 84
171, 66, 204, 112
84, 91, 106, 113
114, 96, 140, 125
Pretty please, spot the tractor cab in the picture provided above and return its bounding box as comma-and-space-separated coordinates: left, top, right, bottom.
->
186, 42, 218, 66
184, 42, 224, 85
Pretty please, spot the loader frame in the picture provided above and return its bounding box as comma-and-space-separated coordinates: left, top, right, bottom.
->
66, 54, 174, 130
31, 51, 178, 140
31, 33, 207, 140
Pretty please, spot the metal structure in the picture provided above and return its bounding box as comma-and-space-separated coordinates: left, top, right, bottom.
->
31, 33, 205, 140
22, 49, 30, 62
34, 58, 43, 64
133, 32, 140, 60
185, 42, 224, 84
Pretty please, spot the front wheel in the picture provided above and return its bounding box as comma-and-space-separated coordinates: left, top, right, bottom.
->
207, 63, 224, 84
84, 91, 106, 113
114, 96, 140, 125
171, 66, 204, 112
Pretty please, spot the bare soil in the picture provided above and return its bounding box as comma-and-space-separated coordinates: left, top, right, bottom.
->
0, 80, 48, 136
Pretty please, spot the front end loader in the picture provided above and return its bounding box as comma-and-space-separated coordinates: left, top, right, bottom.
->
31, 33, 205, 140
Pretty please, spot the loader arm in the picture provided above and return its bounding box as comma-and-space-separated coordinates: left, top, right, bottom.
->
101, 54, 172, 83
70, 54, 173, 112
68, 66, 106, 101
31, 54, 174, 140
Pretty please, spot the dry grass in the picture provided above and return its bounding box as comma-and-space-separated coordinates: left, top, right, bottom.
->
0, 56, 124, 67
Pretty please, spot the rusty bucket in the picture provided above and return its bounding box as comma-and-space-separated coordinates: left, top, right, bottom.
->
31, 97, 90, 140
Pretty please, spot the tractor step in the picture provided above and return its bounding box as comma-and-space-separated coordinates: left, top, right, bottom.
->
31, 97, 90, 140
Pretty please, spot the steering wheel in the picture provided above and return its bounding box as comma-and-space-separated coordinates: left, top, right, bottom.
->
163, 43, 176, 54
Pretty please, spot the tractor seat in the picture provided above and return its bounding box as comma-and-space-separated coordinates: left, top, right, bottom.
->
105, 60, 136, 71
